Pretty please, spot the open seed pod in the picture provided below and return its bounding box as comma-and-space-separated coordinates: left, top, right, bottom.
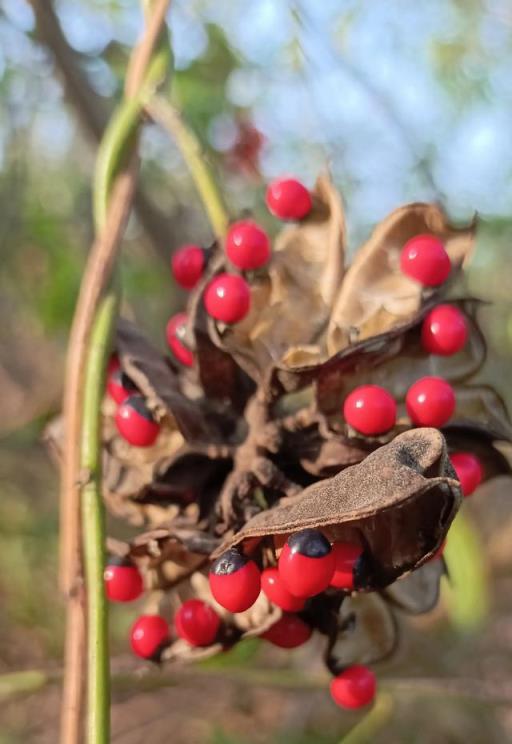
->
49, 175, 512, 690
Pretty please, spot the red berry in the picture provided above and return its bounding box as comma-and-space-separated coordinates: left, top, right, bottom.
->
209, 548, 261, 613
166, 312, 194, 367
130, 614, 169, 659
107, 367, 138, 404
174, 599, 221, 647
278, 529, 335, 598
450, 452, 484, 496
406, 376, 455, 427
115, 395, 160, 447
330, 665, 376, 709
104, 557, 143, 602
400, 234, 451, 286
330, 543, 363, 590
204, 273, 251, 324
171, 244, 205, 289
343, 385, 396, 436
265, 177, 312, 221
225, 220, 270, 270
261, 568, 306, 612
421, 304, 468, 356
262, 614, 312, 648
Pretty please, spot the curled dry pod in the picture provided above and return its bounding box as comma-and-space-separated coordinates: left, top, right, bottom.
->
213, 429, 462, 590
327, 203, 475, 355
325, 593, 398, 675
382, 559, 444, 615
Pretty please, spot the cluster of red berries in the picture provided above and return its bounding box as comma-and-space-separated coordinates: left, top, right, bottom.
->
206, 529, 373, 708
208, 530, 363, 615
341, 234, 483, 496
106, 355, 161, 447
104, 528, 374, 709
167, 178, 313, 367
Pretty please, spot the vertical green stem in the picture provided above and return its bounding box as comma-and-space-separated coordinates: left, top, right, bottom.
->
81, 292, 119, 744
147, 96, 229, 240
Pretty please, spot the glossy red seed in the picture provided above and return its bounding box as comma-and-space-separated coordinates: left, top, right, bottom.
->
330, 543, 363, 590
262, 614, 312, 648
406, 376, 455, 427
400, 234, 451, 286
204, 273, 251, 324
107, 368, 137, 404
115, 395, 160, 447
265, 177, 312, 221
278, 529, 335, 598
130, 614, 169, 659
166, 312, 194, 367
104, 562, 143, 602
225, 220, 270, 270
343, 385, 396, 436
330, 665, 376, 709
450, 452, 484, 496
174, 599, 221, 647
209, 549, 261, 613
261, 568, 306, 612
421, 304, 468, 356
171, 244, 205, 289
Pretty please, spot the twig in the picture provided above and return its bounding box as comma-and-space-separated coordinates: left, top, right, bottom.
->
59, 3, 171, 742
28, 0, 174, 261
147, 96, 229, 240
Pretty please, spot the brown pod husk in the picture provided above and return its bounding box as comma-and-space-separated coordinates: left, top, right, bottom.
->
382, 558, 444, 615
325, 593, 398, 674
213, 429, 462, 590
327, 203, 475, 354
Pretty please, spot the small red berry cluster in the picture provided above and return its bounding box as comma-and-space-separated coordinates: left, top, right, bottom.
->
104, 528, 373, 709
206, 529, 372, 709
343, 234, 482, 496
106, 355, 161, 447
166, 178, 313, 367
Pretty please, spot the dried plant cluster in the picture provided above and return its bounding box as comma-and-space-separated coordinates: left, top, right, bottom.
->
55, 175, 512, 701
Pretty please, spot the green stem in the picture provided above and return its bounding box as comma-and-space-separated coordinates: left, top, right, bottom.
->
81, 292, 119, 744
147, 96, 229, 240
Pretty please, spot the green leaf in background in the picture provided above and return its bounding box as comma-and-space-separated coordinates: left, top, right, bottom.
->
199, 638, 262, 670
441, 509, 490, 632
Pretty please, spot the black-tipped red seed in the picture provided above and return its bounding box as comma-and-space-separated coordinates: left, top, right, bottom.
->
262, 613, 312, 648
115, 395, 160, 447
104, 556, 143, 602
209, 548, 261, 613
278, 529, 336, 598
130, 614, 169, 660
329, 543, 364, 591
174, 599, 221, 647
261, 567, 306, 612
107, 367, 138, 404
330, 665, 376, 709
166, 312, 194, 367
